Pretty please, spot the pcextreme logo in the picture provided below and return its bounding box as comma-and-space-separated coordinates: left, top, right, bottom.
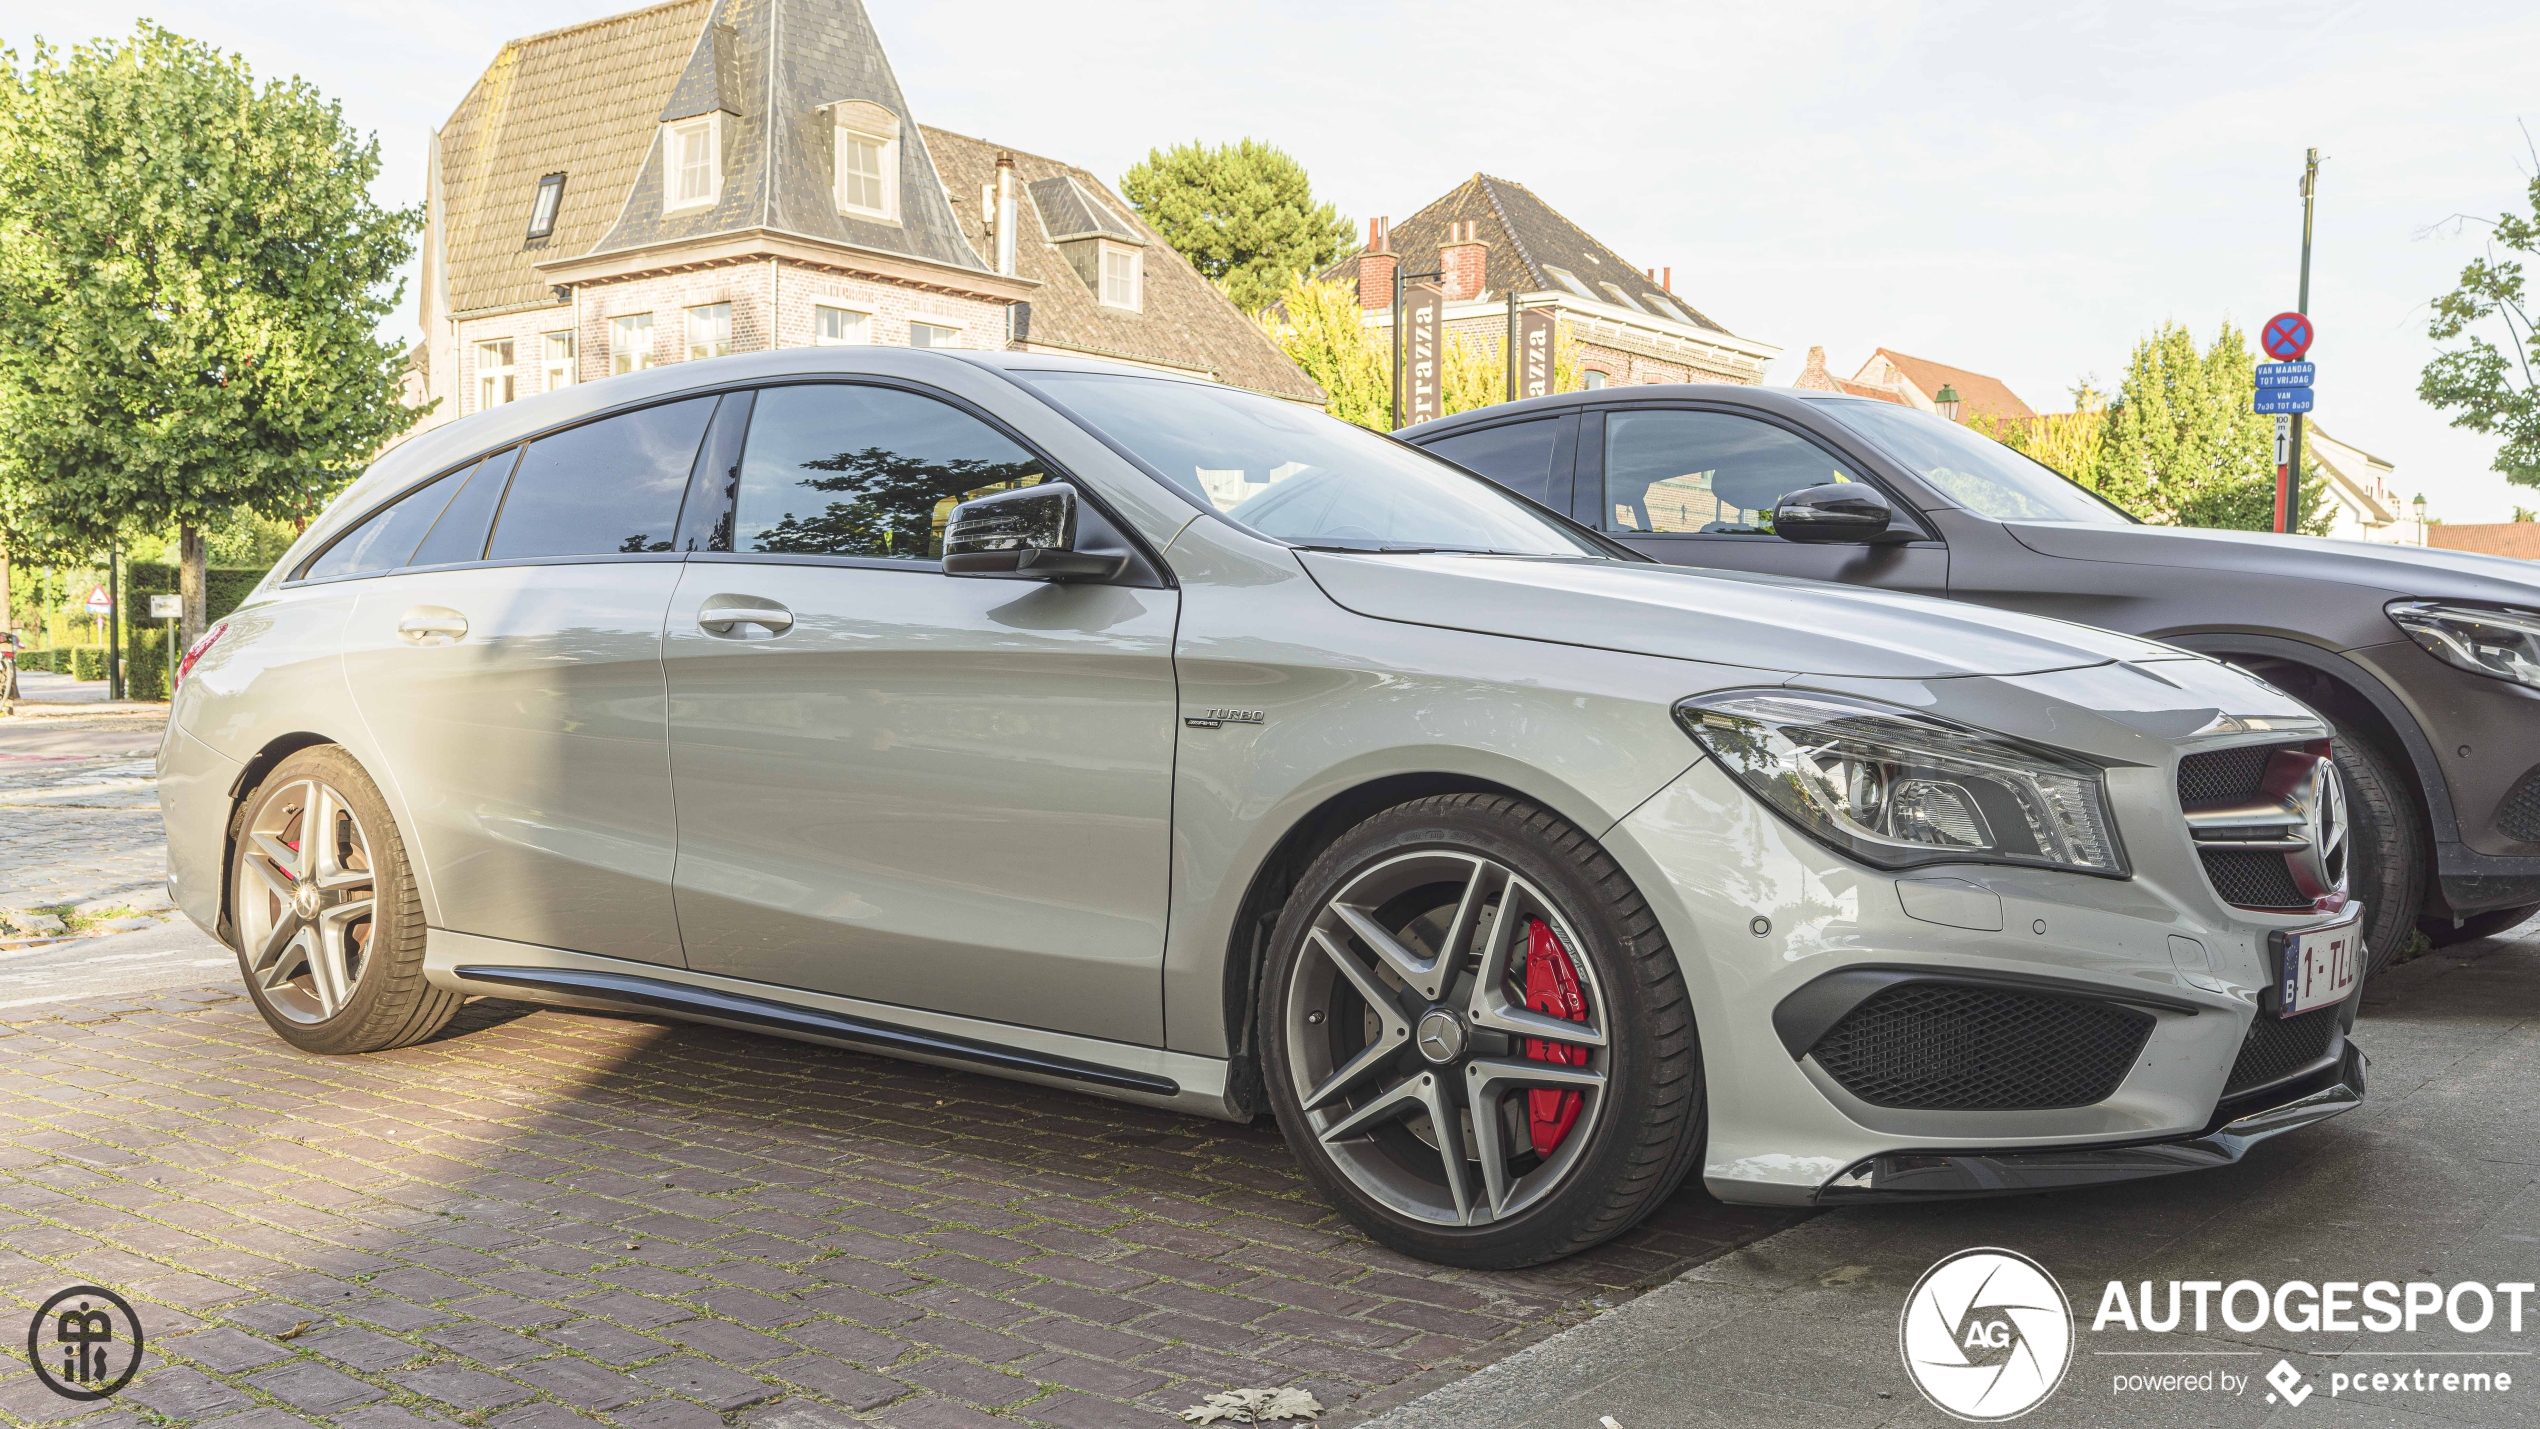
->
1899, 1248, 2074, 1421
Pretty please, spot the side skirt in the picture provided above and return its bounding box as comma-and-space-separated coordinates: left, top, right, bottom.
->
422, 929, 1240, 1121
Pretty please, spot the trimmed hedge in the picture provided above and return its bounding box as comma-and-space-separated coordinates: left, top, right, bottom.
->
10, 566, 262, 697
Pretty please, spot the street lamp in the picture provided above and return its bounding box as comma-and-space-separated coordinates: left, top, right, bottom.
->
1934, 383, 1962, 422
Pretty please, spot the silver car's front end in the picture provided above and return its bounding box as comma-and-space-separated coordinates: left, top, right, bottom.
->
1602, 655, 2365, 1206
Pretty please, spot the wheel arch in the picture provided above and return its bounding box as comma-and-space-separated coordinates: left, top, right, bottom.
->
219, 733, 341, 942
2164, 633, 2450, 893
1215, 772, 1541, 1119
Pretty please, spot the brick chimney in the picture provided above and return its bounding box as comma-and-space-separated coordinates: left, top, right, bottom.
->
1793, 345, 1838, 392
1439, 220, 1488, 301
1358, 217, 1395, 310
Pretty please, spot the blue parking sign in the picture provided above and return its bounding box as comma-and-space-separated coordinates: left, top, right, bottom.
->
2254, 387, 2314, 414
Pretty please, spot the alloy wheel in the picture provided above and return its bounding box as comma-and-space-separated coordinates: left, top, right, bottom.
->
234, 777, 378, 1023
1281, 850, 1610, 1227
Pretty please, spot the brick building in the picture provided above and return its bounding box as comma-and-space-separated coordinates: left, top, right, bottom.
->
404, 0, 1315, 437
1318, 175, 1777, 396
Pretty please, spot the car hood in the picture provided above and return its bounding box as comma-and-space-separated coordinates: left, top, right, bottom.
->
1297, 552, 2188, 680
2006, 521, 2540, 605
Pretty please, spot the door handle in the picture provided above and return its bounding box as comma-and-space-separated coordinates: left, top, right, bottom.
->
397, 607, 468, 646
698, 596, 794, 637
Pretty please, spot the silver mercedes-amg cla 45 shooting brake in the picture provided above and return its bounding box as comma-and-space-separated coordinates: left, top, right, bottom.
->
162, 348, 2368, 1268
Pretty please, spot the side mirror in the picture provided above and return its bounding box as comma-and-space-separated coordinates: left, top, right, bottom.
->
942, 482, 1127, 582
1773, 483, 1906, 544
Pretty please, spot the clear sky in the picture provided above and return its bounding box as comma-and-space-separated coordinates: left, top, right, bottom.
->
5, 0, 2535, 520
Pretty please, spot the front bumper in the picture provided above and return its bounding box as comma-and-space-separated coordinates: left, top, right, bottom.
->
1813, 1038, 2364, 1202
1606, 756, 2366, 1208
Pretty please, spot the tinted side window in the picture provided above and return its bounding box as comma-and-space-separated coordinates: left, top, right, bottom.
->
734, 384, 1045, 560
487, 397, 714, 560
303, 470, 465, 581
1604, 410, 1858, 535
1422, 418, 1562, 505
409, 448, 519, 567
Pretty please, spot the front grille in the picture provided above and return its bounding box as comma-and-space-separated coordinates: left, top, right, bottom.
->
2178, 745, 2276, 809
2199, 849, 2309, 909
2500, 768, 2540, 844
2225, 1006, 2340, 1096
1811, 983, 2154, 1111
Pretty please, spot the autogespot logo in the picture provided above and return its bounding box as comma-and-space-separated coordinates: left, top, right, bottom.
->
1901, 1248, 2075, 1421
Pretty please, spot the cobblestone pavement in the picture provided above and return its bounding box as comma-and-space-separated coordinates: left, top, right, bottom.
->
0, 707, 174, 914
0, 988, 1802, 1429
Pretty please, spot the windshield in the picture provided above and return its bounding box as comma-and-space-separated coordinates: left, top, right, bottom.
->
1018, 371, 1610, 557
1816, 399, 2133, 525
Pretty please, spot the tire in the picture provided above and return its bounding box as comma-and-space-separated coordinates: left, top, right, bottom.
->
2330, 723, 2425, 977
1258, 793, 1704, 1269
2419, 903, 2540, 950
227, 745, 458, 1053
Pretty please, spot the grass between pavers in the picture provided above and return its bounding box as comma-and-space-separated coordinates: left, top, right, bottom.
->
0, 992, 1740, 1429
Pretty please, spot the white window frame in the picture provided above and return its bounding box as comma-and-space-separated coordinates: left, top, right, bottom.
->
541, 330, 575, 390
812, 302, 873, 346
829, 101, 900, 222
611, 313, 655, 375
686, 302, 733, 362
1097, 241, 1143, 312
664, 114, 722, 214
475, 338, 516, 411
907, 320, 962, 350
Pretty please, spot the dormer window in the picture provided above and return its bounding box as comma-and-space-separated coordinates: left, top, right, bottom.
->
1099, 243, 1142, 311
526, 173, 566, 240
665, 115, 720, 213
829, 100, 900, 222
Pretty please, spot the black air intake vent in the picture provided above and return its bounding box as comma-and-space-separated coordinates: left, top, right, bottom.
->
2500, 769, 2540, 844
2198, 849, 2310, 910
2226, 1006, 2340, 1096
1809, 983, 2153, 1111
2177, 745, 2277, 810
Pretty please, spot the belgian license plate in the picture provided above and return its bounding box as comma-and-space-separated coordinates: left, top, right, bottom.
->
2279, 908, 2363, 1017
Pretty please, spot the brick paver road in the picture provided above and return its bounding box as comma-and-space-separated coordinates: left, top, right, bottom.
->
0, 986, 1799, 1429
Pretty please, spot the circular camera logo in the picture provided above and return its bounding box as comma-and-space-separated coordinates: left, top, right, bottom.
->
1899, 1248, 2072, 1421
26, 1286, 145, 1401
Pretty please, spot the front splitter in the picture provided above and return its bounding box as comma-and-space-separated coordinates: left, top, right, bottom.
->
1812, 1041, 2367, 1204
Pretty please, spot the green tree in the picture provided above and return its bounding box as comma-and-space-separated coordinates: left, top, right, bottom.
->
1121, 139, 1354, 313
2093, 321, 2328, 533
1258, 276, 1389, 430
2421, 165, 2540, 489
0, 23, 420, 647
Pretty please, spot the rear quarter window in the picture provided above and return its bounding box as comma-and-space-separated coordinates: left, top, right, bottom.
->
486, 398, 715, 560
1421, 418, 1564, 506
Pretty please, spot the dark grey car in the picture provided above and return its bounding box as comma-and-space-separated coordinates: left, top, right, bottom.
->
1407, 386, 2540, 970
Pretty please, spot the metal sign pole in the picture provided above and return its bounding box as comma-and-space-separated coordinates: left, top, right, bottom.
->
1505, 289, 1519, 403
1391, 266, 1403, 432
107, 544, 122, 701
2286, 148, 2321, 534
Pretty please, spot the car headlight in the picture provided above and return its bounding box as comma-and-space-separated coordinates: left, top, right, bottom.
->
1674, 690, 2128, 876
2387, 600, 2540, 690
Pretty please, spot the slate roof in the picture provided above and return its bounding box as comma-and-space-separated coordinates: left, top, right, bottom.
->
438, 0, 986, 320
437, 0, 712, 317
589, 0, 985, 271
923, 127, 1323, 404
1318, 174, 1727, 334
1863, 349, 2036, 424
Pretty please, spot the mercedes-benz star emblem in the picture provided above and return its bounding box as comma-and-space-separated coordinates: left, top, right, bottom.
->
1413, 1008, 1467, 1064
2289, 757, 2349, 898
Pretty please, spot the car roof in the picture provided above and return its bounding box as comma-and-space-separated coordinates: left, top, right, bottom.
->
1405, 382, 1838, 440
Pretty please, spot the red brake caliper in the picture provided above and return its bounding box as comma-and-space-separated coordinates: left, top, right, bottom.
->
1520, 919, 1589, 1156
